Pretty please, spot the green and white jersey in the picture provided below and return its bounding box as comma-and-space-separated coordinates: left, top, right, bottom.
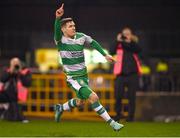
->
57, 32, 92, 77
54, 18, 107, 77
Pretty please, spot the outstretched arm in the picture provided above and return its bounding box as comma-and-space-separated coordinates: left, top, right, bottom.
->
90, 40, 115, 63
54, 3, 64, 45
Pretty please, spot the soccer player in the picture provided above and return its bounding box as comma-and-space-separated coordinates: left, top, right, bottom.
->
54, 4, 124, 131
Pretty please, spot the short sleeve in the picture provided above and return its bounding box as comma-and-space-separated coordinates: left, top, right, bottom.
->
83, 33, 93, 44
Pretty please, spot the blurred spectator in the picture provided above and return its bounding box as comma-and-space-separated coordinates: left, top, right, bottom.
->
110, 27, 142, 122
0, 57, 31, 122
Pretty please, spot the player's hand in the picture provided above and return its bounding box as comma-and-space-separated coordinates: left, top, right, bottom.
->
105, 55, 116, 63
56, 3, 64, 18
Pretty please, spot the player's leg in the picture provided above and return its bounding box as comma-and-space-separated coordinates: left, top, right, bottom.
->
114, 75, 125, 121
54, 78, 85, 122
79, 87, 124, 131
54, 98, 84, 122
126, 74, 138, 122
63, 98, 85, 111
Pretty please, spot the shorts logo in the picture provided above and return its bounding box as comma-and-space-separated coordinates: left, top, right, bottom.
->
80, 80, 84, 85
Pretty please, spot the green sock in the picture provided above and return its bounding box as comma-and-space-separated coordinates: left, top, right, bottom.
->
62, 98, 77, 111
91, 101, 112, 123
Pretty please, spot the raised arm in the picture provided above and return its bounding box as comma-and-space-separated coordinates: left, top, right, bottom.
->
54, 3, 64, 45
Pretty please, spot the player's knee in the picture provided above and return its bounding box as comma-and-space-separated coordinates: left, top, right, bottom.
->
79, 87, 92, 99
88, 92, 99, 104
76, 99, 85, 106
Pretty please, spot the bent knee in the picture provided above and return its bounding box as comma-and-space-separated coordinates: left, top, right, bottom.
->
88, 92, 99, 103
76, 99, 85, 106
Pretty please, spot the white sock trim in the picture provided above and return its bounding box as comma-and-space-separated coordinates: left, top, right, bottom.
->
70, 99, 74, 107
100, 111, 111, 122
94, 105, 103, 112
63, 102, 70, 111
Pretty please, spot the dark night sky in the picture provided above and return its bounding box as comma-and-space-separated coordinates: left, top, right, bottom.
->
0, 0, 180, 60
0, 0, 180, 31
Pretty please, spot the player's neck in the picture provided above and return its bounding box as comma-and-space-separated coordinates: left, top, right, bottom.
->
64, 34, 76, 39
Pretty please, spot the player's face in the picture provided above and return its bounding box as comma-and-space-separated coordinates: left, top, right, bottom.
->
64, 21, 76, 38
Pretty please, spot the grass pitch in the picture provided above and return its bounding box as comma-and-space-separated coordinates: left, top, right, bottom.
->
0, 119, 180, 137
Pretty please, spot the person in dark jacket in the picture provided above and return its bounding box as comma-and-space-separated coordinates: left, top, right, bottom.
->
110, 27, 142, 122
0, 57, 31, 122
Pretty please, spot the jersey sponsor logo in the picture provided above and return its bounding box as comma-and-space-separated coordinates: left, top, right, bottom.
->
70, 51, 84, 58
60, 51, 84, 58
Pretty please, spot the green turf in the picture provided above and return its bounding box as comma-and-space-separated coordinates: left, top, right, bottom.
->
0, 119, 180, 137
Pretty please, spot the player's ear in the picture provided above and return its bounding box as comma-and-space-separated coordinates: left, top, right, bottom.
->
61, 26, 66, 33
